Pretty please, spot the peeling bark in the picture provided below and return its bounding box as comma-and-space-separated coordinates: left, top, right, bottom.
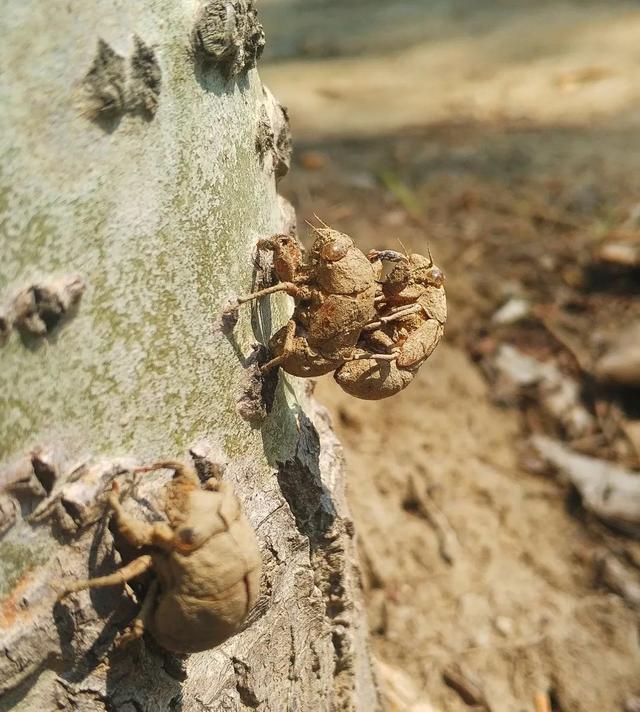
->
0, 2, 378, 710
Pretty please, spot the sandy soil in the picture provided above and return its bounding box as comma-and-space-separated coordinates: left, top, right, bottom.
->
260, 2, 640, 709
318, 347, 639, 712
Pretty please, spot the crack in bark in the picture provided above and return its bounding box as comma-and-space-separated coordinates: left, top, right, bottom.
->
231, 657, 260, 708
273, 409, 363, 709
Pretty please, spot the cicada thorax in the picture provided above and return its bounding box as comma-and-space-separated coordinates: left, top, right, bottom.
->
310, 229, 378, 296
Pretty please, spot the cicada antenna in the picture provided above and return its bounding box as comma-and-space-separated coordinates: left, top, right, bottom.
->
395, 237, 410, 258
426, 243, 434, 267
305, 219, 323, 237
312, 213, 331, 229
407, 245, 436, 276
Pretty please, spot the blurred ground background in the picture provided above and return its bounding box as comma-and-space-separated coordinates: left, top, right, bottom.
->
260, 2, 640, 710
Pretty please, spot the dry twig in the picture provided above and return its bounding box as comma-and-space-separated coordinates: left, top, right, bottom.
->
534, 691, 552, 712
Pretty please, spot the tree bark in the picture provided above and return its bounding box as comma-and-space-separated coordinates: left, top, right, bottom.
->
0, 2, 378, 710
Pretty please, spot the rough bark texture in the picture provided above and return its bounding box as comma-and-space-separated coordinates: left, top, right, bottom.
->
0, 2, 378, 710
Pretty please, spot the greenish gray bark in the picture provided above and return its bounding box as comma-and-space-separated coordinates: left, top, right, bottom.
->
0, 2, 378, 710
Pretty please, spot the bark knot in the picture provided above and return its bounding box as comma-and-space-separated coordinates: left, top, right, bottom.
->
192, 0, 265, 79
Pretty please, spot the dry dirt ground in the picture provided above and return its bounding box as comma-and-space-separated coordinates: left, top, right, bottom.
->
261, 2, 640, 710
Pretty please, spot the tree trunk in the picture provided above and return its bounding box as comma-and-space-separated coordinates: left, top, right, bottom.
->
0, 2, 378, 710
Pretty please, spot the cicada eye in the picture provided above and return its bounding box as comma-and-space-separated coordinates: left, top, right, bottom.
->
320, 235, 350, 262
426, 266, 445, 287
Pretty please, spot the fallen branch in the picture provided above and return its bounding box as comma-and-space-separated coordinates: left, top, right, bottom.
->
532, 435, 640, 537
442, 663, 491, 711
407, 474, 460, 565
534, 691, 552, 712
